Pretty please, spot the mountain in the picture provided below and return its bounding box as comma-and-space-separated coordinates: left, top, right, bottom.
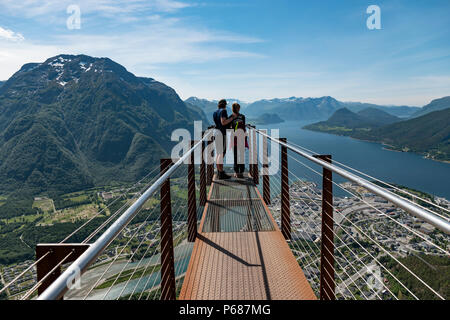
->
249, 113, 285, 125
185, 97, 222, 119
305, 106, 450, 161
410, 96, 450, 118
370, 109, 450, 161
245, 96, 342, 121
0, 54, 207, 196
0, 81, 5, 88
303, 108, 391, 134
185, 97, 248, 124
356, 108, 401, 126
186, 96, 418, 122
244, 97, 417, 121
344, 102, 420, 118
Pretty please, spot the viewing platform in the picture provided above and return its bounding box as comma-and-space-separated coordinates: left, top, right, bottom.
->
179, 176, 317, 300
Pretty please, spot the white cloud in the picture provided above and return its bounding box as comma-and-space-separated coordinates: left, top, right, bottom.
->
0, 12, 265, 80
0, 0, 193, 18
0, 26, 25, 42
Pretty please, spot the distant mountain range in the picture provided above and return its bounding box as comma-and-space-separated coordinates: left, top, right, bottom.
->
410, 96, 450, 118
0, 54, 207, 196
0, 81, 5, 88
249, 113, 285, 125
1, 54, 447, 196
187, 96, 421, 123
185, 97, 248, 121
305, 101, 450, 161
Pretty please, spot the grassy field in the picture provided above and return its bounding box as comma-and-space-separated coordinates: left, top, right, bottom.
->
32, 198, 54, 213
38, 203, 106, 226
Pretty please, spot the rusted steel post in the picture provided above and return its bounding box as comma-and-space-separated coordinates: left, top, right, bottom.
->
199, 132, 207, 206
188, 141, 198, 242
160, 158, 176, 300
314, 154, 335, 300
207, 137, 214, 185
280, 138, 291, 240
262, 131, 270, 205
252, 129, 259, 185
36, 244, 90, 298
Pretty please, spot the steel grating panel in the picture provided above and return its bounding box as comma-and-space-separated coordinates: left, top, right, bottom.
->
179, 231, 317, 300
211, 178, 259, 200
202, 199, 274, 233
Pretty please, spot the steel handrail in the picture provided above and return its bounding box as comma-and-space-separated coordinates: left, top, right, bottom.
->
249, 125, 450, 235
38, 131, 213, 300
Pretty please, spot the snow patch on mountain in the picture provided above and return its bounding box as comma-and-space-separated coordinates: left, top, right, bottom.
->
79, 62, 93, 72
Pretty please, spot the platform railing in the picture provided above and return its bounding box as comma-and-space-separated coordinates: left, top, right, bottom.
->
34, 133, 212, 300
248, 124, 450, 300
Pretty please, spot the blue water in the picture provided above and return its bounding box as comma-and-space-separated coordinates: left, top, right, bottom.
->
259, 120, 450, 199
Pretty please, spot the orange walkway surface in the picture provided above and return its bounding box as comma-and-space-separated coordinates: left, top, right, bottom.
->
179, 176, 317, 300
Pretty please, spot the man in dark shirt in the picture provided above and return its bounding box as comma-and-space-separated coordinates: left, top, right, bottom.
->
213, 99, 236, 179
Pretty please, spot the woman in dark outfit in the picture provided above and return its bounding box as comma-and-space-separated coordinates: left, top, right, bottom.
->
230, 103, 247, 178
213, 99, 236, 180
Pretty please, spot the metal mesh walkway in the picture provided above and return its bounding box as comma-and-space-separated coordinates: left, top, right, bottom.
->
179, 176, 317, 300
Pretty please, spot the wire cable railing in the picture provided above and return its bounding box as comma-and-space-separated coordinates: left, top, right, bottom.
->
3, 124, 448, 301
31, 133, 212, 300
255, 130, 449, 300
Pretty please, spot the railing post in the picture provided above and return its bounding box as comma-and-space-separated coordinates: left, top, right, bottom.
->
280, 138, 291, 240
199, 132, 207, 206
188, 141, 198, 242
207, 137, 214, 185
262, 130, 270, 205
206, 126, 215, 184
160, 158, 176, 300
252, 128, 259, 185
314, 154, 335, 300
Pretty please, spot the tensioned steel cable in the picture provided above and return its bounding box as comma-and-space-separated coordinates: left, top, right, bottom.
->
140, 204, 191, 300
290, 160, 444, 300
38, 134, 213, 300
83, 192, 185, 300
267, 171, 354, 298
269, 175, 381, 300
287, 152, 450, 256
251, 127, 450, 234
286, 139, 450, 217
84, 166, 190, 300
21, 251, 74, 300
272, 176, 398, 301
81, 172, 188, 300
255, 166, 340, 298
269, 154, 416, 299
82, 165, 165, 243
274, 164, 408, 300
104, 167, 191, 300
118, 202, 190, 300
283, 153, 445, 299
269, 171, 381, 300
3, 166, 163, 296
0, 251, 50, 296
61, 164, 161, 243
118, 220, 187, 300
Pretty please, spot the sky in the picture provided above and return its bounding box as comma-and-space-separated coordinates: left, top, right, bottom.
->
0, 0, 449, 106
